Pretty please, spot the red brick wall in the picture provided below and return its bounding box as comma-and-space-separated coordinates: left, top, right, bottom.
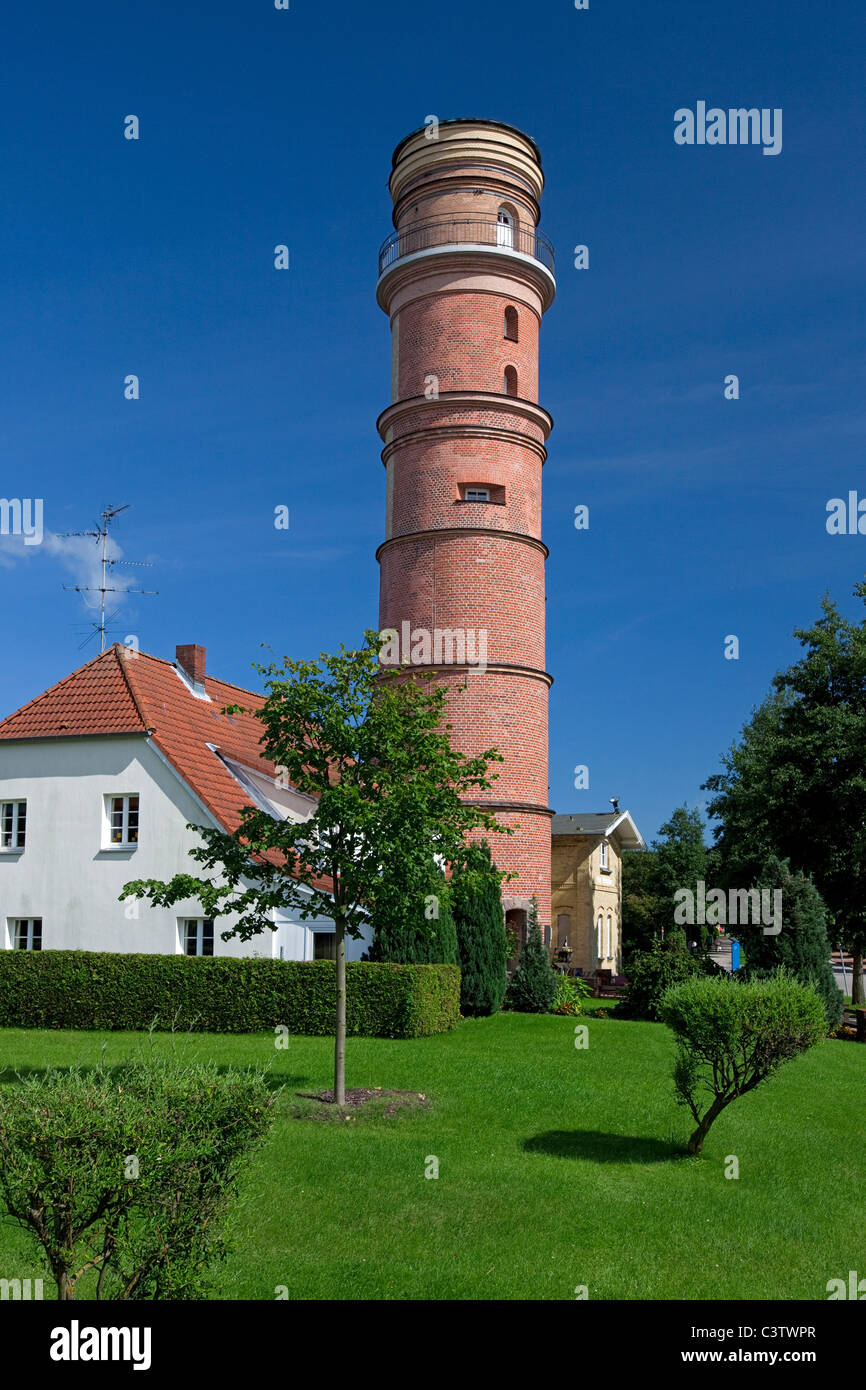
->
396, 293, 539, 402
377, 125, 554, 925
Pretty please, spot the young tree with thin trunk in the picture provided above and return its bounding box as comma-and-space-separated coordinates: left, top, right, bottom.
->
660, 972, 826, 1154
122, 633, 505, 1105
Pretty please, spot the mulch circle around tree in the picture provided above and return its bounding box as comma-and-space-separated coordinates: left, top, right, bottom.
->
295, 1087, 429, 1120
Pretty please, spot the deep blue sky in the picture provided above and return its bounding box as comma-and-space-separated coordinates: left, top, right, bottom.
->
0, 0, 863, 844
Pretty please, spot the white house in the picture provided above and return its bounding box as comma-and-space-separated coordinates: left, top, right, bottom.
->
0, 642, 371, 961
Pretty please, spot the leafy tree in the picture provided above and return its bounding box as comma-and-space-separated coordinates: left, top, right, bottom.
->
367, 871, 459, 965
654, 805, 715, 902
122, 634, 506, 1104
704, 584, 866, 1003
506, 897, 557, 1013
661, 972, 826, 1153
450, 841, 508, 1015
735, 856, 843, 1030
622, 805, 717, 959
621, 848, 665, 957
0, 1058, 275, 1299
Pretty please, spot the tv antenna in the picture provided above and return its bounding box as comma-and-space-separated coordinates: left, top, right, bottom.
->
60, 504, 157, 651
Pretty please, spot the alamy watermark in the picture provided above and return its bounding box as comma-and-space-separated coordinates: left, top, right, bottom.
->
379, 622, 488, 674
674, 881, 782, 936
0, 498, 43, 546
674, 103, 782, 156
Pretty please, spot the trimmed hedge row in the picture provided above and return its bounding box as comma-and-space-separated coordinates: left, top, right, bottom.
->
0, 951, 461, 1038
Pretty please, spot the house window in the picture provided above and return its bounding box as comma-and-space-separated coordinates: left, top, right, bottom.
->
465, 487, 490, 502
605, 914, 612, 959
599, 839, 609, 871
1, 801, 26, 850
504, 365, 518, 396
313, 931, 337, 961
496, 206, 515, 249
182, 919, 214, 957
504, 306, 518, 341
596, 913, 604, 961
107, 795, 139, 847
13, 918, 41, 951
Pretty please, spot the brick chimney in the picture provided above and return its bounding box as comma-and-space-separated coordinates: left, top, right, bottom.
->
176, 644, 206, 690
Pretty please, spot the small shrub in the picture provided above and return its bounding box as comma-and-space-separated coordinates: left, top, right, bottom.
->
660, 971, 826, 1153
0, 1058, 276, 1299
624, 940, 713, 1020
506, 901, 557, 1014
551, 973, 592, 1016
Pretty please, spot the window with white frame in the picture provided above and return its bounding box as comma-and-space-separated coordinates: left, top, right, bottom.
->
12, 918, 41, 951
465, 487, 490, 502
599, 839, 610, 871
181, 919, 214, 957
596, 913, 604, 961
605, 914, 613, 959
0, 801, 26, 850
106, 794, 139, 847
496, 206, 515, 248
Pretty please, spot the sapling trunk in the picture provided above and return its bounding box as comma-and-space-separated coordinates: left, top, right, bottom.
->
334, 915, 347, 1107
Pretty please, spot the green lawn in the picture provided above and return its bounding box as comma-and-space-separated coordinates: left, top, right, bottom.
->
0, 1014, 862, 1300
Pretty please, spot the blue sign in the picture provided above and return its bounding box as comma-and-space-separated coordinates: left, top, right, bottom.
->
731, 940, 741, 971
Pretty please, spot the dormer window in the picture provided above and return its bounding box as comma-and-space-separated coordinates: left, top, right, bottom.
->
465, 487, 490, 502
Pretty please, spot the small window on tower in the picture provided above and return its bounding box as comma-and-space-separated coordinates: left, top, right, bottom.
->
504, 306, 518, 341
496, 206, 515, 249
465, 487, 490, 502
504, 365, 518, 396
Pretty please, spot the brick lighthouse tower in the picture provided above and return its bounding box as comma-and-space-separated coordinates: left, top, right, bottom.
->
375, 119, 556, 934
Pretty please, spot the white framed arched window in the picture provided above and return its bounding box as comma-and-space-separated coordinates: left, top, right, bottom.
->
596, 913, 604, 962
605, 914, 613, 960
497, 206, 515, 249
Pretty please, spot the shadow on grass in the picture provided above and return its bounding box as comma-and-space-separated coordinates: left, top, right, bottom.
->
525, 1130, 683, 1163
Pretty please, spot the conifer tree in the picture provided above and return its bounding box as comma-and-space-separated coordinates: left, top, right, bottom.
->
506, 897, 557, 1013
450, 841, 508, 1016
368, 873, 459, 964
736, 856, 843, 1030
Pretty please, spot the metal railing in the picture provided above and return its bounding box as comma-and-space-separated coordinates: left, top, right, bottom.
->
378, 215, 555, 277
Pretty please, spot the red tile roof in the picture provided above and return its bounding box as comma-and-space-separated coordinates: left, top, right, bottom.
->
0, 647, 320, 865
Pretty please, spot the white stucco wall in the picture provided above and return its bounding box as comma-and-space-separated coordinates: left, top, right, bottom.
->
0, 734, 369, 960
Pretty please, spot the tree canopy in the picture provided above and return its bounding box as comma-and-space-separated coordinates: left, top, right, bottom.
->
122, 633, 508, 1101
704, 583, 866, 1003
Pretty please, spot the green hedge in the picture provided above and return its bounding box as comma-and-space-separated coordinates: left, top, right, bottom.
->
0, 951, 461, 1038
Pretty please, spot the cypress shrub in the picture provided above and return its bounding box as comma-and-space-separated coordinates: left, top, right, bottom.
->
450, 841, 508, 1016
0, 952, 460, 1038
506, 898, 557, 1013
368, 876, 459, 965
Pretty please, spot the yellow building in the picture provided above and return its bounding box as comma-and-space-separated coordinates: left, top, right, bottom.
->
550, 811, 645, 976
